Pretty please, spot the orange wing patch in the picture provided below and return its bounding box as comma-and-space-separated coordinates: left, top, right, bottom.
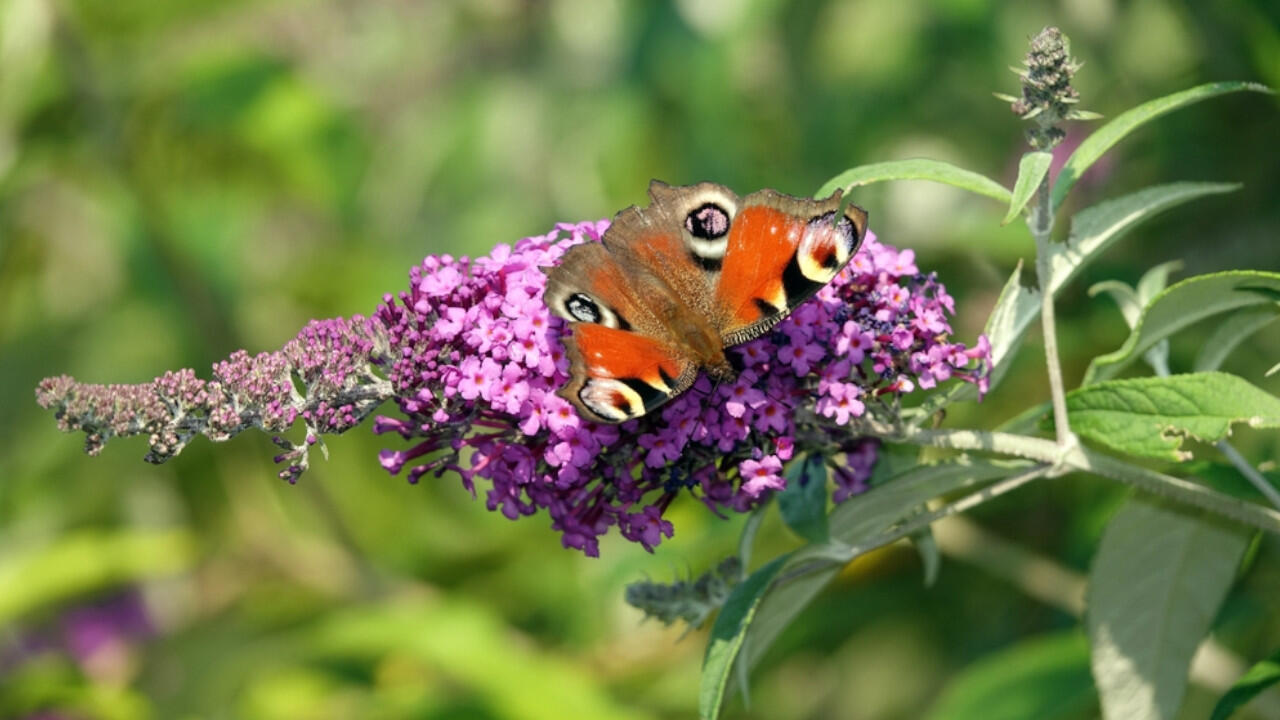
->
571, 324, 681, 387
714, 205, 807, 330
558, 324, 694, 422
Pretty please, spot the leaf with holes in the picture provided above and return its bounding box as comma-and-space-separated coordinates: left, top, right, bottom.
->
1062, 372, 1280, 462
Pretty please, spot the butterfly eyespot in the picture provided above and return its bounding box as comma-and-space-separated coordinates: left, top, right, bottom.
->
685, 203, 730, 240
565, 293, 602, 323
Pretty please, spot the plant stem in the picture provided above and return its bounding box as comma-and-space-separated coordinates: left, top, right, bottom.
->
856, 422, 1280, 534
774, 465, 1050, 586
1030, 177, 1075, 448
1217, 440, 1280, 510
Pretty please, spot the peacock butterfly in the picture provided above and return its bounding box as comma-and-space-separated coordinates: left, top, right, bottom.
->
544, 181, 868, 423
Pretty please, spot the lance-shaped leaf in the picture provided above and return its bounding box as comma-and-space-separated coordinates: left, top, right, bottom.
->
1084, 271, 1280, 385
1063, 372, 1280, 462
1194, 308, 1280, 373
925, 183, 1235, 410
1003, 151, 1053, 225
1051, 81, 1271, 212
1089, 498, 1250, 720
817, 159, 1012, 205
700, 556, 787, 720
706, 459, 1025, 718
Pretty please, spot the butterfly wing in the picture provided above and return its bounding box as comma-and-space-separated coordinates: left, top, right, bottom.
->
544, 242, 699, 423
600, 180, 741, 313
713, 189, 868, 346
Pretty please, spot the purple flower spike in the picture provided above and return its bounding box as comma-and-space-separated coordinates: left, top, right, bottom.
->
371, 221, 989, 555
37, 215, 989, 556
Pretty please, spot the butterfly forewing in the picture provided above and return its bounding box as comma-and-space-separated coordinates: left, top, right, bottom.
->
714, 190, 867, 345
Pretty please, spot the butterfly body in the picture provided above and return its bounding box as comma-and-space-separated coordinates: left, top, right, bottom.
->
545, 181, 868, 423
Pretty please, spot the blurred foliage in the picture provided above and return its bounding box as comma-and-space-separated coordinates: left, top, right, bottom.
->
1, 0, 1278, 718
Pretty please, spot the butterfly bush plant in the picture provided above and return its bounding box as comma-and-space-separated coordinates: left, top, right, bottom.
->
35, 28, 1280, 719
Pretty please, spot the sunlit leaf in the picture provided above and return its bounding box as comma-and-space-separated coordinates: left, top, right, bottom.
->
929, 183, 1233, 411
1063, 372, 1280, 462
1003, 151, 1052, 225
1050, 82, 1271, 211
816, 159, 1012, 205
1089, 498, 1250, 720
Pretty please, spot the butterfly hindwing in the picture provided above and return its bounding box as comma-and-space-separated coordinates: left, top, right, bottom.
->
713, 190, 868, 345
544, 242, 699, 422
559, 324, 697, 422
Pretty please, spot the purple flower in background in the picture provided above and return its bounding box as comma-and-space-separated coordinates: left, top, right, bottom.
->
36, 216, 989, 556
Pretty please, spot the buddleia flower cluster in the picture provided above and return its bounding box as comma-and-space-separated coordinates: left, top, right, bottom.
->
37, 218, 989, 556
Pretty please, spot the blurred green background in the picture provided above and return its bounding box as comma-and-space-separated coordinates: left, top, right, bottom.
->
2, 0, 1278, 718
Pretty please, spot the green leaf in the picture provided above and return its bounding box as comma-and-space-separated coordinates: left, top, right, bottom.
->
0, 529, 196, 627
1089, 262, 1185, 375
1064, 372, 1280, 462
737, 501, 769, 574
1084, 271, 1280, 385
736, 460, 1023, 680
1136, 260, 1183, 306
1051, 82, 1272, 211
1193, 308, 1280, 372
1003, 151, 1052, 225
926, 632, 1095, 720
778, 455, 830, 544
930, 183, 1236, 413
1089, 497, 1250, 720
1089, 280, 1142, 328
816, 159, 1012, 205
1052, 184, 1238, 306
700, 555, 787, 720
1210, 646, 1280, 720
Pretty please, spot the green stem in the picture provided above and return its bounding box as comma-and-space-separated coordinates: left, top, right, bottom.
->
1029, 177, 1075, 448
856, 422, 1280, 534
774, 465, 1050, 586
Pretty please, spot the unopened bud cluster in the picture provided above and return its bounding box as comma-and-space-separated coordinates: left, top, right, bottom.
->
1003, 27, 1096, 150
